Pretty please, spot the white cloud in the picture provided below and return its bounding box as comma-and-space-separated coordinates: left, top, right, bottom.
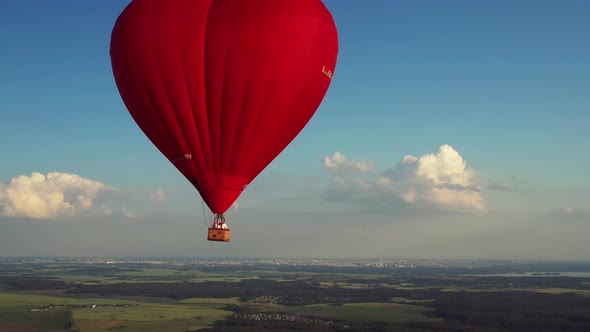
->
0, 172, 112, 219
322, 151, 375, 175
322, 145, 485, 213
550, 207, 590, 219
149, 189, 166, 203
122, 208, 142, 220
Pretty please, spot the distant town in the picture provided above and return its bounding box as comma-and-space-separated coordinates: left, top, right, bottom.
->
2, 255, 589, 272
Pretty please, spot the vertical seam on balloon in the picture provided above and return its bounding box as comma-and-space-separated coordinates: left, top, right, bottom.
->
127, 0, 184, 165
196, 2, 216, 194
205, 3, 229, 189
113, 4, 159, 160
176, 1, 209, 191
234, 0, 297, 176
171, 1, 201, 186
226, 2, 258, 178
150, 1, 194, 176
216, 3, 240, 189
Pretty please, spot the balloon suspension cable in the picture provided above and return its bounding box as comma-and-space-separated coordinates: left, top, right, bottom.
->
200, 198, 213, 228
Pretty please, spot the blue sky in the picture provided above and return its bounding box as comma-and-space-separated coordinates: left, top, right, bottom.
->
0, 0, 589, 259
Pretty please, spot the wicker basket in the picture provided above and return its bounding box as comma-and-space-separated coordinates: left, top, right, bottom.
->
207, 228, 230, 242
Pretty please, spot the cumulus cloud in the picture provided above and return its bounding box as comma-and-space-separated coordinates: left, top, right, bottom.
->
322, 145, 485, 213
0, 172, 113, 219
322, 151, 375, 175
549, 207, 590, 219
149, 189, 166, 203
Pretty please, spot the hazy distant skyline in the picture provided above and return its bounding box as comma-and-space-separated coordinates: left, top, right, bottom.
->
1, 0, 589, 260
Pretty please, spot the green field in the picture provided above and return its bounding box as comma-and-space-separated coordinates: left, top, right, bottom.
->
179, 297, 240, 305
0, 292, 234, 331
390, 297, 435, 304
535, 288, 590, 296
246, 302, 440, 323
73, 302, 231, 331
319, 281, 370, 289
0, 293, 74, 331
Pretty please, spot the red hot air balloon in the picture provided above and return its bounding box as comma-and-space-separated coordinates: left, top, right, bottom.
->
110, 0, 339, 242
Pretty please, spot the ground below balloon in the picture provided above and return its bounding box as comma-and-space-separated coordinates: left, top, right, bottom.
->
1, 258, 590, 331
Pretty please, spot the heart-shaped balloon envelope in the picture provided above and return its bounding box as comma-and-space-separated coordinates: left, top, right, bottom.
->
110, 0, 338, 215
